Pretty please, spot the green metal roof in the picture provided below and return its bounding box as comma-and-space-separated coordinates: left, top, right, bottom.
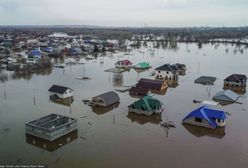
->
130, 96, 162, 112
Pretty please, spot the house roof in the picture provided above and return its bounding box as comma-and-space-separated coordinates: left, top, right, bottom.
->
224, 74, 247, 82
134, 62, 150, 69
155, 64, 178, 72
213, 89, 240, 102
130, 86, 150, 95
30, 50, 41, 57
48, 85, 72, 94
129, 96, 162, 112
173, 63, 186, 70
116, 59, 132, 65
194, 76, 217, 85
93, 91, 120, 106
137, 78, 166, 90
183, 106, 226, 129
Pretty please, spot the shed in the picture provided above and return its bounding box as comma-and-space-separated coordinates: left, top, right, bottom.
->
182, 106, 226, 129
128, 96, 163, 116
48, 85, 74, 99
213, 89, 240, 104
194, 76, 217, 85
91, 91, 120, 107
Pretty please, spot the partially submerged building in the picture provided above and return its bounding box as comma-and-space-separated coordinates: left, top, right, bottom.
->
91, 91, 120, 107
25, 114, 77, 141
115, 59, 132, 68
194, 76, 217, 85
48, 85, 74, 99
213, 89, 240, 105
182, 106, 226, 129
133, 62, 151, 69
128, 96, 163, 116
155, 64, 179, 80
224, 74, 247, 93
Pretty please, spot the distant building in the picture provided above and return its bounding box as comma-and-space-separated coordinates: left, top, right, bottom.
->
182, 106, 226, 129
115, 59, 133, 68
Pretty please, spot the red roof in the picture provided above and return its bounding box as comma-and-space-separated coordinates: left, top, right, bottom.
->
117, 59, 132, 65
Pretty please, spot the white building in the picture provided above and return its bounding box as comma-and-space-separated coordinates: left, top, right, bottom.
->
48, 85, 74, 99
155, 64, 179, 80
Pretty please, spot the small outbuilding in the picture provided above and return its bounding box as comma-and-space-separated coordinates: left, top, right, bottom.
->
182, 106, 226, 129
91, 91, 120, 107
48, 85, 74, 99
213, 89, 240, 104
194, 76, 217, 85
128, 96, 163, 116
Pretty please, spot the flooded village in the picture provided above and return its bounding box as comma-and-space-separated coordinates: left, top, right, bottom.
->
1, 27, 248, 168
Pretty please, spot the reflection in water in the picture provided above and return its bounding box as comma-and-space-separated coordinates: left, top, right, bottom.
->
49, 96, 74, 107
91, 103, 120, 115
11, 66, 53, 81
127, 112, 162, 125
183, 124, 225, 139
112, 73, 123, 87
26, 129, 78, 152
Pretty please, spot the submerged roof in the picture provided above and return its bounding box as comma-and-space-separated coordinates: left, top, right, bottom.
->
224, 74, 247, 82
129, 96, 162, 112
93, 91, 120, 106
183, 106, 226, 129
48, 85, 72, 94
134, 62, 150, 68
116, 59, 132, 65
137, 78, 166, 90
155, 64, 178, 72
213, 89, 240, 102
194, 76, 217, 85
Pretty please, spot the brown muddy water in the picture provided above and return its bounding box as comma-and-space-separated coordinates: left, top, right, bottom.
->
0, 43, 248, 168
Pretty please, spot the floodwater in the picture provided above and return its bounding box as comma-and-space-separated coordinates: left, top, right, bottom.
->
0, 43, 248, 168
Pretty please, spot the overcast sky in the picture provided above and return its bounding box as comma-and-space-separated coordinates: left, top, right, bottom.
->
0, 0, 247, 27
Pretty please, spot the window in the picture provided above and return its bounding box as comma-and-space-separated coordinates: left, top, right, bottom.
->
166, 71, 169, 74
217, 119, 221, 123
195, 118, 202, 123
158, 71, 161, 73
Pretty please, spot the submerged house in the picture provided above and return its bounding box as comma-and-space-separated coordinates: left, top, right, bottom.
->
128, 96, 163, 116
48, 85, 74, 99
91, 91, 120, 107
133, 62, 151, 69
155, 64, 179, 80
224, 74, 247, 92
25, 114, 77, 141
130, 78, 168, 96
115, 59, 132, 68
213, 89, 240, 105
182, 106, 226, 129
195, 76, 217, 85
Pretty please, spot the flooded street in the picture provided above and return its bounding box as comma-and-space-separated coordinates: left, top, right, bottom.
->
1, 43, 248, 168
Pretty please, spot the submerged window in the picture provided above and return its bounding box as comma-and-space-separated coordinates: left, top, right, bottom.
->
195, 118, 202, 123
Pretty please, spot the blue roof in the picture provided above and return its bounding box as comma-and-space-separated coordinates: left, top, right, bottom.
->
183, 106, 226, 128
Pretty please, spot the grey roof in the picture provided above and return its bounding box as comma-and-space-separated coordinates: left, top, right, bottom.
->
48, 85, 72, 94
93, 91, 120, 106
195, 76, 217, 85
224, 74, 247, 82
213, 89, 240, 102
155, 64, 178, 72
